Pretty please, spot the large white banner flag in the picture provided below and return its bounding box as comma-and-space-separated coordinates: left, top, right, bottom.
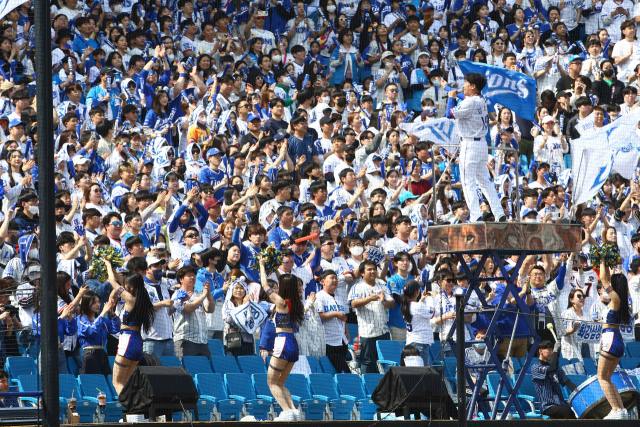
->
571, 108, 640, 206
400, 117, 460, 147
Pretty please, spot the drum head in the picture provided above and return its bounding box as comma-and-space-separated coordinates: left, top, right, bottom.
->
580, 390, 640, 419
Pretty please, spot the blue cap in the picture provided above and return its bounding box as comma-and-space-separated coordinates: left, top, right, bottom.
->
247, 113, 261, 122
8, 119, 25, 129
206, 76, 214, 86
274, 130, 289, 141
521, 208, 538, 218
423, 2, 434, 8
399, 191, 419, 204
206, 148, 222, 157
143, 157, 154, 165
569, 54, 583, 63
340, 208, 355, 219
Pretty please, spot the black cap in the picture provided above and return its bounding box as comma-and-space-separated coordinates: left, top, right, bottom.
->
344, 144, 357, 152
100, 67, 114, 75
319, 116, 336, 126
363, 229, 383, 242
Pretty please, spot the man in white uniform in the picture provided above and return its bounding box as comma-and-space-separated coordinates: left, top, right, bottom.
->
448, 73, 506, 222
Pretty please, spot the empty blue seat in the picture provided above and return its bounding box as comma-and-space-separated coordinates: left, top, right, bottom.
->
158, 356, 182, 367
5, 357, 37, 386
285, 374, 328, 420
334, 374, 378, 420
308, 373, 355, 420
620, 358, 640, 370
67, 356, 80, 377
210, 355, 241, 374
430, 341, 443, 364
347, 324, 358, 344
77, 374, 124, 422
251, 373, 282, 414
376, 340, 401, 373
319, 356, 338, 375
627, 342, 640, 358
183, 356, 214, 376
583, 359, 597, 376
194, 373, 243, 421
208, 339, 225, 357
237, 356, 267, 375
59, 374, 96, 424
224, 373, 273, 420
361, 373, 383, 398
16, 375, 39, 407
307, 356, 323, 374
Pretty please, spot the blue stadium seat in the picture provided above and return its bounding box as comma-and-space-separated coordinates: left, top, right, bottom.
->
67, 356, 80, 377
210, 355, 241, 374
59, 374, 97, 424
77, 374, 124, 422
308, 373, 356, 420
620, 358, 640, 370
224, 373, 274, 420
16, 375, 40, 407
582, 359, 597, 376
254, 340, 260, 356
183, 356, 214, 376
361, 373, 383, 398
106, 375, 118, 399
334, 374, 378, 420
430, 341, 443, 365
319, 356, 338, 375
194, 373, 243, 421
347, 324, 358, 344
486, 373, 540, 418
564, 375, 586, 400
307, 356, 323, 374
375, 340, 401, 373
208, 339, 225, 357
5, 357, 37, 386
158, 356, 182, 367
515, 375, 541, 414
237, 356, 267, 375
285, 373, 328, 420
627, 342, 640, 358
443, 357, 458, 392
251, 373, 282, 414
510, 357, 521, 373
558, 358, 571, 367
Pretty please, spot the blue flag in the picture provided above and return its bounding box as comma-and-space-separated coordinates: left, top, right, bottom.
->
457, 61, 536, 121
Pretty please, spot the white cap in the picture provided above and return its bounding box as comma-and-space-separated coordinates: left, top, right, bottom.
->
191, 243, 206, 254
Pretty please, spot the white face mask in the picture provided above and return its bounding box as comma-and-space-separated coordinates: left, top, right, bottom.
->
375, 238, 384, 247
282, 76, 293, 86
385, 62, 393, 69
322, 96, 330, 104
545, 46, 556, 55
272, 55, 282, 63
27, 206, 39, 215
167, 54, 175, 63
445, 190, 454, 199
350, 246, 364, 256
197, 116, 207, 124
602, 291, 611, 300
327, 5, 336, 12
139, 8, 145, 15
28, 248, 39, 260
524, 218, 536, 223
112, 4, 123, 13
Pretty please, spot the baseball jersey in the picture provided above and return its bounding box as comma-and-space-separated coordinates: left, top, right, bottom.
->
328, 186, 362, 211
347, 280, 393, 338
321, 257, 351, 315
570, 268, 599, 318
315, 290, 349, 346
451, 94, 489, 139
433, 288, 471, 342
405, 299, 436, 345
323, 153, 343, 193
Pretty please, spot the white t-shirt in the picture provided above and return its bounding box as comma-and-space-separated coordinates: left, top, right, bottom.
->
405, 299, 436, 345
611, 39, 640, 83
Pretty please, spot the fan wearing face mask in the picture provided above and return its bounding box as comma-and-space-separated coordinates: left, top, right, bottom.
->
534, 39, 566, 96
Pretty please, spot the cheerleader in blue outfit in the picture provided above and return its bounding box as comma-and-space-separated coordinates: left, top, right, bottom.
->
597, 260, 633, 420
104, 260, 155, 395
258, 258, 305, 421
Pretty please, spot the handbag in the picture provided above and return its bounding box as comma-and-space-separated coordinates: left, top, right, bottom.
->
226, 327, 242, 350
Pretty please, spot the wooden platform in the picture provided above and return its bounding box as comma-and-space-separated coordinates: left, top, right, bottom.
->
427, 222, 582, 255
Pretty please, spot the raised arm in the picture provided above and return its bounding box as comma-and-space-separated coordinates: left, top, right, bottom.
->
259, 258, 287, 310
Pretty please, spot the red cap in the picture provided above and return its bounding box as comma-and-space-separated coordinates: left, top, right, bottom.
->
204, 198, 219, 209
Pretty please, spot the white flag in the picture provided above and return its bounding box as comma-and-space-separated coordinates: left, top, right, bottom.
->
230, 300, 268, 335
399, 117, 460, 147
571, 108, 640, 206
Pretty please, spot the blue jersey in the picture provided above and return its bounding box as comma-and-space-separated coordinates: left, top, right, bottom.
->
387, 274, 414, 328
198, 167, 228, 200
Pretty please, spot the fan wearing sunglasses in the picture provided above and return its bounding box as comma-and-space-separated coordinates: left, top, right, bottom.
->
103, 212, 125, 251
433, 268, 474, 357
561, 288, 591, 362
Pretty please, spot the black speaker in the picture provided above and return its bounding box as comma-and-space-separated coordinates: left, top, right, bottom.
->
118, 366, 199, 421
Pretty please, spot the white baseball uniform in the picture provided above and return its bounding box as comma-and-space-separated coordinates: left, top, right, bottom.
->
451, 94, 504, 222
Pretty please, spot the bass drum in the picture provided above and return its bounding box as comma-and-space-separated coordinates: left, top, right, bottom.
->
569, 370, 640, 419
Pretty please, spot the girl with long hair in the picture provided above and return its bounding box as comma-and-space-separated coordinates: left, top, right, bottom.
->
598, 261, 633, 419
387, 252, 419, 343
435, 181, 455, 219
259, 259, 305, 421
105, 260, 155, 394
400, 278, 434, 366
76, 289, 120, 376
222, 275, 256, 357
143, 89, 173, 146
